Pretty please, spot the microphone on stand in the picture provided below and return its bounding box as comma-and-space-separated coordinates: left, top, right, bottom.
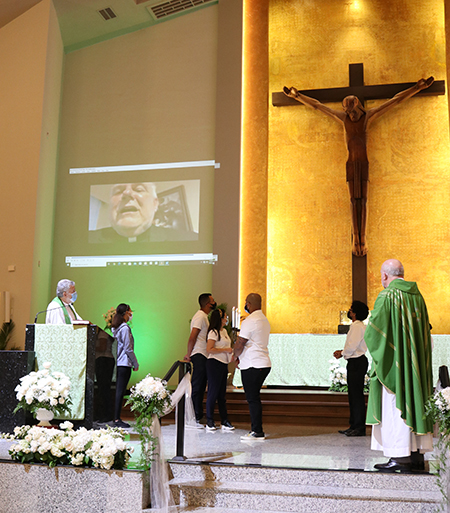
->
34, 303, 71, 323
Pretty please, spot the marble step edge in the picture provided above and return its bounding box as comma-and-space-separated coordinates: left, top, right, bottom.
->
168, 462, 440, 492
142, 509, 301, 513
142, 508, 326, 513
166, 500, 440, 513
168, 478, 441, 503
144, 508, 436, 513
171, 485, 441, 513
145, 506, 438, 513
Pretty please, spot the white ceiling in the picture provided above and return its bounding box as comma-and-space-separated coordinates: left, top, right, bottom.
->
0, 0, 212, 52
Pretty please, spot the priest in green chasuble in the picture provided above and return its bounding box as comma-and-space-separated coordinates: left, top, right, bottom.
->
365, 259, 433, 472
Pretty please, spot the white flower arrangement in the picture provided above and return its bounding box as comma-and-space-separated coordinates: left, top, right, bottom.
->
126, 374, 172, 471
328, 359, 370, 393
434, 387, 450, 413
7, 423, 132, 470
13, 362, 72, 417
129, 375, 171, 410
328, 359, 348, 392
425, 387, 450, 504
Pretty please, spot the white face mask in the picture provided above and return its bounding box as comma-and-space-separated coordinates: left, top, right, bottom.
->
128, 313, 133, 321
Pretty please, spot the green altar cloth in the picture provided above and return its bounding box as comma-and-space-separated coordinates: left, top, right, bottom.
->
232, 333, 449, 389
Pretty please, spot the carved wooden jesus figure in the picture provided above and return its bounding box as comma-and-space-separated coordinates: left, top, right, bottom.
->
283, 77, 434, 257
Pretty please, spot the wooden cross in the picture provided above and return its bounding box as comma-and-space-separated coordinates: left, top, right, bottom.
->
272, 63, 445, 304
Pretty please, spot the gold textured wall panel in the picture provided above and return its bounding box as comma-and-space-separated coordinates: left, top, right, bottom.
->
240, 0, 269, 310
266, 0, 450, 333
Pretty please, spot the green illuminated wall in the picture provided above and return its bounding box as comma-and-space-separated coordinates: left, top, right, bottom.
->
50, 6, 218, 385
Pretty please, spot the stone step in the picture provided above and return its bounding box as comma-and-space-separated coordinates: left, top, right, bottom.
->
144, 508, 319, 513
168, 462, 442, 512
143, 508, 292, 513
141, 389, 356, 426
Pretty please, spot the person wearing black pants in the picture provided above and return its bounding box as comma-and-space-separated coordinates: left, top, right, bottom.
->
234, 293, 271, 441
205, 309, 235, 431
346, 354, 368, 433
240, 366, 271, 435
111, 303, 139, 429
334, 300, 369, 437
190, 353, 207, 421
185, 293, 216, 427
114, 366, 132, 421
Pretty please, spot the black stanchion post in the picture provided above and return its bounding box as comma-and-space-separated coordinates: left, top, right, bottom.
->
172, 361, 191, 461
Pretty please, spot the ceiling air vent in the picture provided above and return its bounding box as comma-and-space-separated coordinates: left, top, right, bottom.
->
148, 0, 215, 20
97, 7, 117, 21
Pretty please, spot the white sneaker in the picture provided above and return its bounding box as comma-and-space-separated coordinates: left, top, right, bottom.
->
206, 422, 217, 432
186, 421, 204, 430
221, 421, 235, 431
240, 431, 265, 441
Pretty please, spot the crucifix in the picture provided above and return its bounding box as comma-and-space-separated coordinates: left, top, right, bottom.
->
273, 63, 445, 304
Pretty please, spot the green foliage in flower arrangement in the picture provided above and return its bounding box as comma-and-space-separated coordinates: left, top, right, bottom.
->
125, 374, 172, 471
425, 388, 450, 509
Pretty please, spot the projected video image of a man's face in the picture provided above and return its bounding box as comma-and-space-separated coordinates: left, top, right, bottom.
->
109, 183, 159, 238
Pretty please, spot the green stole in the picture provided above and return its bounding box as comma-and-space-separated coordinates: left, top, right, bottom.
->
51, 296, 75, 325
365, 279, 433, 434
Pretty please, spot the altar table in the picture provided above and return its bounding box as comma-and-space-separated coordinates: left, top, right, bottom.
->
232, 334, 450, 388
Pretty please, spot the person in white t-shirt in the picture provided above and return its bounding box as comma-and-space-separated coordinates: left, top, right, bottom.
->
184, 293, 217, 427
205, 309, 235, 432
333, 300, 369, 437
234, 293, 271, 441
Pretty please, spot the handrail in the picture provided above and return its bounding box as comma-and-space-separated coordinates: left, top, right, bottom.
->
164, 359, 192, 461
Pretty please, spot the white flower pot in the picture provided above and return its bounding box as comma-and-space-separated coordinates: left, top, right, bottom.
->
36, 408, 54, 427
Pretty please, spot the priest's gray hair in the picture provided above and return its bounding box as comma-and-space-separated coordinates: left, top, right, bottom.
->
56, 279, 75, 297
382, 260, 404, 277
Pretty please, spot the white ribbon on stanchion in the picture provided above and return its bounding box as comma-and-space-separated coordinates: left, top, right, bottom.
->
149, 413, 173, 512
150, 372, 199, 512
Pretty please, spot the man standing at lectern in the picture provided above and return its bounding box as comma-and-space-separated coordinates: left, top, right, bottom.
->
365, 259, 433, 472
45, 279, 82, 324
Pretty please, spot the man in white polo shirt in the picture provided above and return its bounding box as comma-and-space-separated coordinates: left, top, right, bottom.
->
234, 293, 271, 441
